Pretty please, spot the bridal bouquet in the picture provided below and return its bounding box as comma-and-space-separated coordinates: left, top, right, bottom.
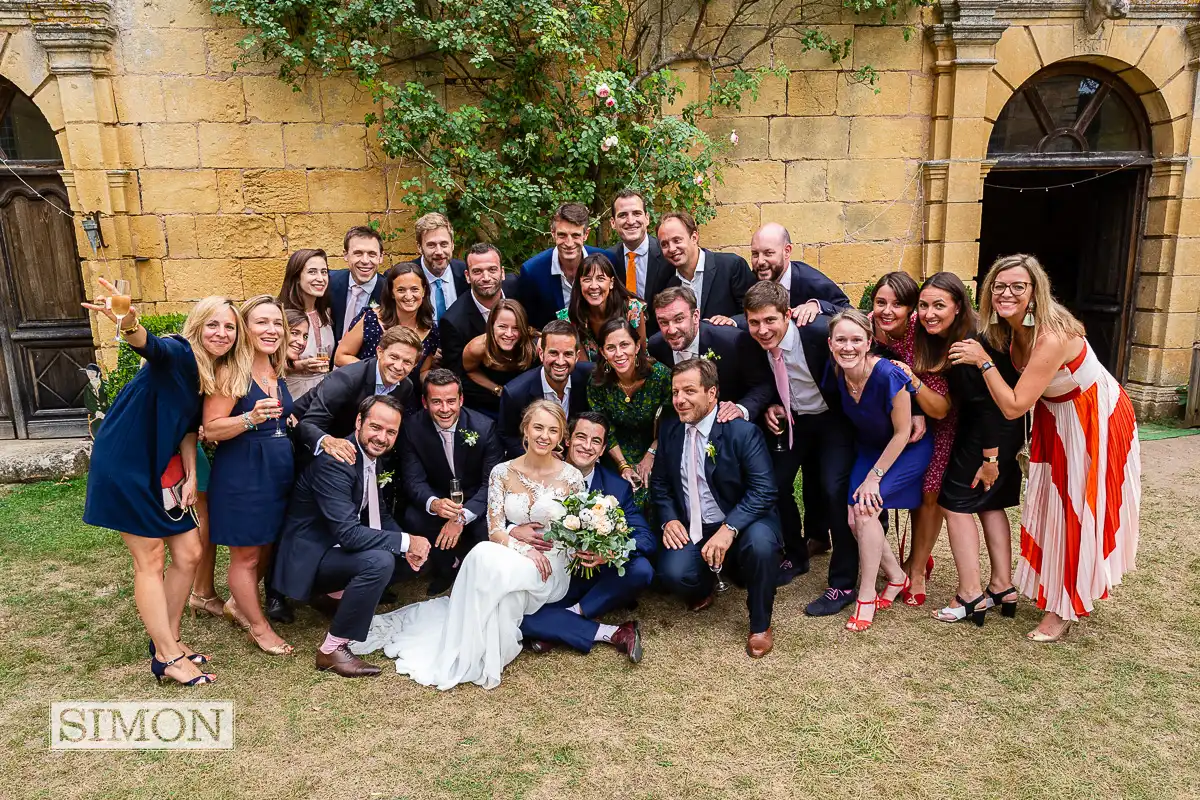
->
541, 490, 637, 579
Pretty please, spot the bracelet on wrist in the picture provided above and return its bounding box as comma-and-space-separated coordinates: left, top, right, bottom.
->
119, 321, 141, 335
242, 411, 255, 430
646, 447, 657, 456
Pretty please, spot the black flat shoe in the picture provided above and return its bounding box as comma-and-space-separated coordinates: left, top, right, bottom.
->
426, 572, 456, 597
266, 596, 295, 624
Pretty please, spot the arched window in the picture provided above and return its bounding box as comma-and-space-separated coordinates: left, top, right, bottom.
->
988, 66, 1148, 160
0, 81, 62, 164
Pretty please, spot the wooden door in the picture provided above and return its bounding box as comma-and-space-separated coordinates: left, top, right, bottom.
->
0, 174, 92, 438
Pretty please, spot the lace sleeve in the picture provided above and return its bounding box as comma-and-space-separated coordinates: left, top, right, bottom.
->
486, 461, 508, 541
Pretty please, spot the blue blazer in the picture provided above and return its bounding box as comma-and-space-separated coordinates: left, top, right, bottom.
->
328, 268, 384, 347
588, 463, 656, 560
497, 362, 595, 458
650, 414, 779, 537
516, 245, 606, 329
785, 261, 851, 315
273, 443, 407, 602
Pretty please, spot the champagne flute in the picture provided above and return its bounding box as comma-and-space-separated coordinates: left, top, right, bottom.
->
263, 379, 288, 438
450, 478, 465, 524
711, 561, 729, 593
773, 414, 788, 453
110, 279, 131, 342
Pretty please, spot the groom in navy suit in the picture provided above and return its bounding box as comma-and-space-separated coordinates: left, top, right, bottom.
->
651, 358, 782, 658
519, 411, 650, 661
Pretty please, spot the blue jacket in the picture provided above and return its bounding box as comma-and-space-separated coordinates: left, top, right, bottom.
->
497, 362, 595, 458
650, 414, 779, 537
328, 268, 383, 347
516, 245, 607, 329
782, 260, 851, 315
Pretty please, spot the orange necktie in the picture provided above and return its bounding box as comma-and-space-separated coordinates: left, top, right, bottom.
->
625, 251, 638, 296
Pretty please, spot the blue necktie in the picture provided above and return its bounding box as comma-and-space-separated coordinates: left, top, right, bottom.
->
432, 277, 447, 320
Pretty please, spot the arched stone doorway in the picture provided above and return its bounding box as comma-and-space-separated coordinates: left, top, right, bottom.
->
978, 63, 1152, 380
0, 78, 91, 439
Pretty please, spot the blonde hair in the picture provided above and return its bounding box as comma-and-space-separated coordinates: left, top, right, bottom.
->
978, 254, 1085, 350
181, 296, 250, 397
241, 295, 290, 380
829, 308, 873, 339
414, 212, 454, 246
520, 399, 568, 452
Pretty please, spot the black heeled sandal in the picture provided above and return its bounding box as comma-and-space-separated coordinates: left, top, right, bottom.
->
150, 653, 215, 686
149, 639, 209, 665
933, 593, 988, 626
987, 586, 1018, 618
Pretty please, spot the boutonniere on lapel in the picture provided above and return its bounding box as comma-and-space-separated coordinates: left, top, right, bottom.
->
368, 301, 381, 312
377, 470, 394, 488
704, 442, 717, 461
702, 349, 721, 362
461, 429, 479, 447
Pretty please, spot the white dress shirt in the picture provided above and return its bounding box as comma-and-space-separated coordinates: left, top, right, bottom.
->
678, 249, 706, 313
423, 418, 478, 524
777, 321, 828, 415
472, 290, 503, 322
540, 368, 571, 417
422, 258, 458, 320
622, 235, 650, 298
679, 405, 724, 525
776, 262, 792, 294
550, 247, 575, 306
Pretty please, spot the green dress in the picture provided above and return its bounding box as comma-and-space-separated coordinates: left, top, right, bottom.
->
586, 360, 672, 508
556, 298, 647, 363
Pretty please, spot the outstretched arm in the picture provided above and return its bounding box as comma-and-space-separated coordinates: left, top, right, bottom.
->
950, 334, 1078, 420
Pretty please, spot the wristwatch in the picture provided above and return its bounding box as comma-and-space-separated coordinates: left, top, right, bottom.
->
871, 467, 885, 479
982, 455, 999, 464
725, 525, 739, 539
980, 360, 995, 374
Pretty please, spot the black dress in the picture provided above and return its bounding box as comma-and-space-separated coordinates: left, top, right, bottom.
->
937, 337, 1025, 513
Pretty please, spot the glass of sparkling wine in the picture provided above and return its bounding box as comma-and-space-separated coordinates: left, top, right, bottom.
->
711, 561, 730, 593
110, 279, 132, 342
263, 380, 288, 438
314, 337, 331, 373
450, 478, 464, 506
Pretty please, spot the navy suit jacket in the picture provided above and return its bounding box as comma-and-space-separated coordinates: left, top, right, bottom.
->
516, 245, 606, 329
396, 407, 503, 536
292, 357, 415, 460
328, 268, 384, 348
497, 362, 595, 458
647, 249, 754, 323
650, 414, 779, 537
588, 463, 656, 560
605, 235, 671, 310
647, 321, 773, 421
437, 276, 521, 410
273, 442, 406, 602
741, 314, 843, 413
783, 261, 851, 315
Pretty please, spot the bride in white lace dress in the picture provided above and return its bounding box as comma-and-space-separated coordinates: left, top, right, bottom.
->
352, 400, 585, 690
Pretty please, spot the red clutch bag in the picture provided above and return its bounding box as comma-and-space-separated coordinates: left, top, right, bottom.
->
161, 454, 195, 523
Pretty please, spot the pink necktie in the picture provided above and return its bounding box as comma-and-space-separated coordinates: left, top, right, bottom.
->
345, 285, 365, 334
769, 347, 794, 448
364, 461, 381, 529
440, 428, 456, 476
686, 426, 703, 544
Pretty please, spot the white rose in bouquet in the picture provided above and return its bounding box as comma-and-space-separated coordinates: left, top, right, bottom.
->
594, 517, 613, 535
563, 514, 581, 531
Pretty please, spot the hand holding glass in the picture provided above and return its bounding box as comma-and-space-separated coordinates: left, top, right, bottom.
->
110, 279, 131, 342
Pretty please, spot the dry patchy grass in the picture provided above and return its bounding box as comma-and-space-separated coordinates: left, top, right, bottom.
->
2, 438, 1198, 799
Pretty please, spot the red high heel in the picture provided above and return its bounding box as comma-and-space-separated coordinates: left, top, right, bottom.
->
902, 588, 927, 607
925, 555, 934, 581
845, 598, 877, 632
877, 577, 910, 610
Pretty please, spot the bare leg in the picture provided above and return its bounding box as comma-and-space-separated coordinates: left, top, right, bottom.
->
979, 509, 1014, 594
121, 532, 205, 683
228, 545, 291, 653
163, 531, 202, 643
906, 492, 942, 596
850, 507, 902, 625
940, 509, 982, 612
1031, 611, 1071, 639
190, 493, 219, 599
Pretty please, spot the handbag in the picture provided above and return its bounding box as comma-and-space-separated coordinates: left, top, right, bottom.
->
1017, 410, 1033, 478
161, 454, 198, 524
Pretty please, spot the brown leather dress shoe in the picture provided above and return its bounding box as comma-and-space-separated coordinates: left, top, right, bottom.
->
806, 539, 831, 558
746, 628, 773, 659
315, 644, 382, 677
608, 621, 643, 663
688, 593, 715, 613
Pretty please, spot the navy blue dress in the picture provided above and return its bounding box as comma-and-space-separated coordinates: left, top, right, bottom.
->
207, 380, 295, 547
840, 358, 934, 511
84, 334, 202, 539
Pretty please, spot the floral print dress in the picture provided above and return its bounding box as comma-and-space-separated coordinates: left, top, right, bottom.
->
586, 360, 671, 508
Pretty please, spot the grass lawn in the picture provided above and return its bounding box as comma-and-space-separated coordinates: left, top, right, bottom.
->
2, 438, 1198, 799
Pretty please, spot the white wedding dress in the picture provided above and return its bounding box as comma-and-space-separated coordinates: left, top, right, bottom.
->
351, 459, 585, 690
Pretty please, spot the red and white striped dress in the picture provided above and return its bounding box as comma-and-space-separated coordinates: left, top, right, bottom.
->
1016, 341, 1140, 621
